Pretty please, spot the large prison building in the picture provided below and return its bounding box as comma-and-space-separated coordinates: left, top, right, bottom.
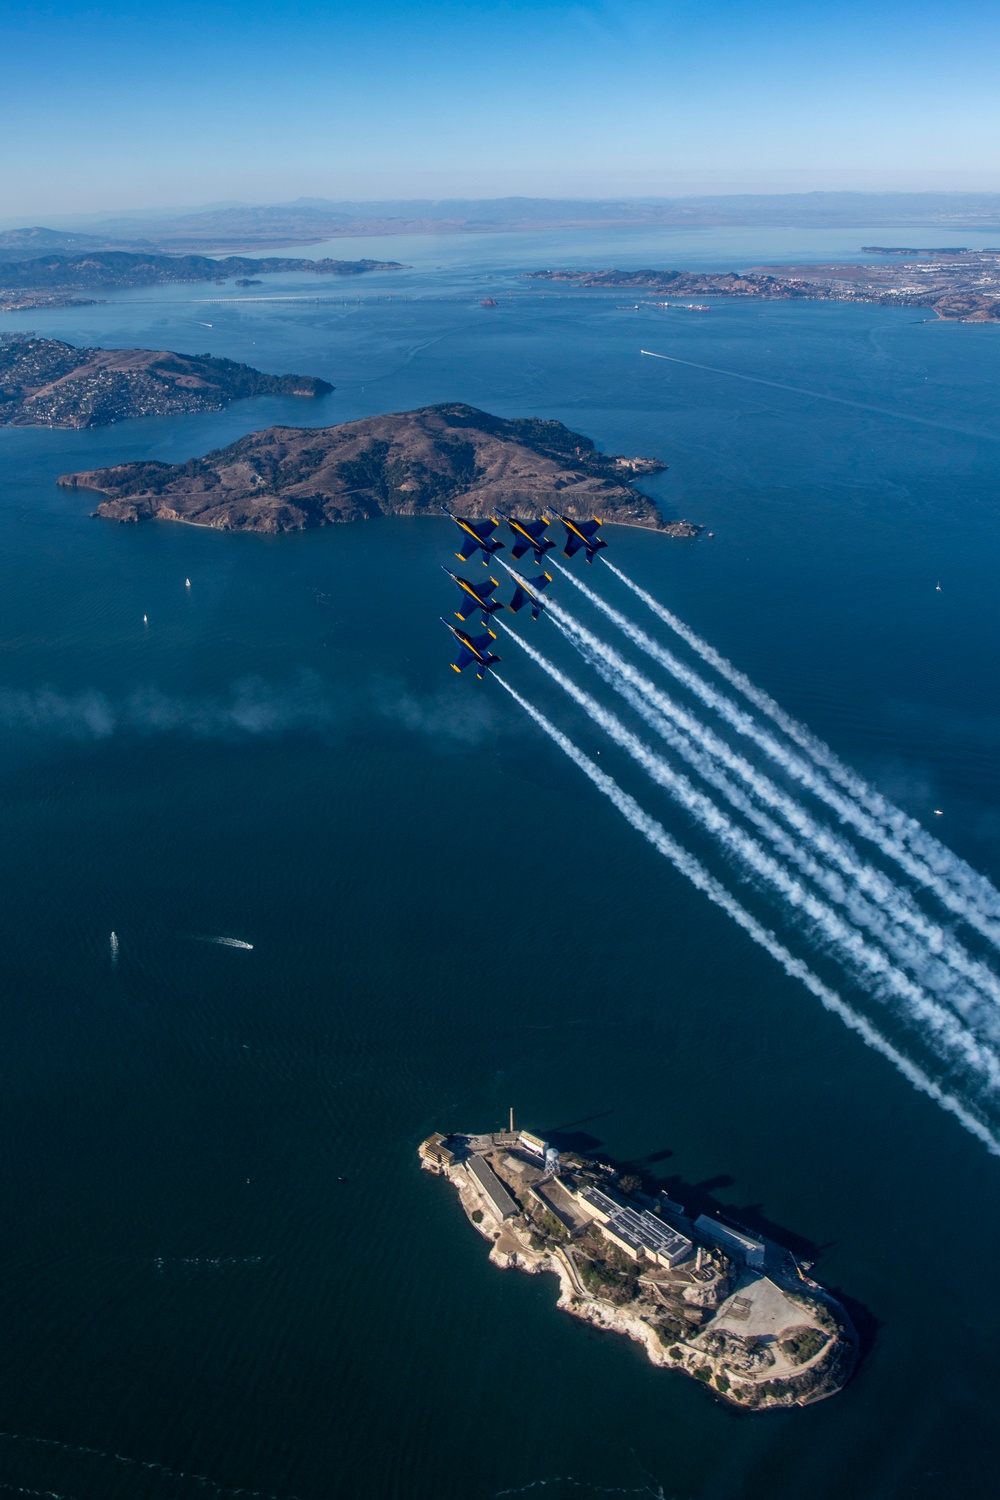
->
577, 1185, 694, 1269
467, 1155, 518, 1221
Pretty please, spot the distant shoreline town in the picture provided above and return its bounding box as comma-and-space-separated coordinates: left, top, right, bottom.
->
420, 1122, 857, 1410
526, 248, 1000, 322
0, 334, 331, 427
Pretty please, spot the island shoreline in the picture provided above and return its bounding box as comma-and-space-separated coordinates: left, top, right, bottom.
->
421, 1127, 858, 1411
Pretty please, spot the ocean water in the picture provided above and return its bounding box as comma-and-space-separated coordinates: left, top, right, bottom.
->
1, 227, 999, 1500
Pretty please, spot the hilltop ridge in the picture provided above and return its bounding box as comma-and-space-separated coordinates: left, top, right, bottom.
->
0, 249, 403, 311
0, 335, 332, 427
59, 402, 697, 536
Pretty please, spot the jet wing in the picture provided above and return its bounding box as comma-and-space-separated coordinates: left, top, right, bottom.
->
462, 517, 500, 541
456, 598, 501, 623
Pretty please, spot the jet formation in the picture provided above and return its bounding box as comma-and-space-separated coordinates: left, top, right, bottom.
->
440, 509, 607, 676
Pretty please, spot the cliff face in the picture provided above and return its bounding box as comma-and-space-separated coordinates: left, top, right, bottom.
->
60, 402, 676, 534
0, 336, 332, 428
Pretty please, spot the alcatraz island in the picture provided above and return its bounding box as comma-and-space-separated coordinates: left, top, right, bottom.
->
420, 1121, 857, 1409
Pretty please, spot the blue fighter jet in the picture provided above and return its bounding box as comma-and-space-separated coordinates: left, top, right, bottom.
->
443, 508, 505, 566
442, 567, 503, 626
499, 511, 555, 565
506, 567, 553, 621
560, 514, 607, 563
441, 619, 500, 678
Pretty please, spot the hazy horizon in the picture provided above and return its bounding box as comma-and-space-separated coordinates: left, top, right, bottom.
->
7, 189, 1000, 242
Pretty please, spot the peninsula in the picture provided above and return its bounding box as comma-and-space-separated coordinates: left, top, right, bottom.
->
0, 335, 332, 427
527, 247, 1000, 321
0, 250, 404, 312
421, 1126, 857, 1409
60, 402, 698, 537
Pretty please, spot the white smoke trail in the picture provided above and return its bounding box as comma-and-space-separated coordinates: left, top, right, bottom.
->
554, 563, 1000, 948
553, 619, 1000, 1039
499, 622, 1000, 1092
603, 558, 1000, 928
491, 672, 1000, 1157
546, 600, 1000, 1015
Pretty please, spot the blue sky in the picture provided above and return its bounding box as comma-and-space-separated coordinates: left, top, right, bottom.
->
3, 0, 999, 217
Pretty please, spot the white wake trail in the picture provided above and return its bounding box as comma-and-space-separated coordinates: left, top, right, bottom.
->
553, 619, 1000, 1038
491, 672, 1000, 1157
500, 623, 1000, 1092
555, 563, 1000, 949
603, 558, 1000, 928
547, 600, 1000, 1017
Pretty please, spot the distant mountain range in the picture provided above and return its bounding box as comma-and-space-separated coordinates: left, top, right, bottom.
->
5, 193, 1000, 256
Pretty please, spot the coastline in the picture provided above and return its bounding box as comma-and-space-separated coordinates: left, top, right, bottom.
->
422, 1128, 858, 1411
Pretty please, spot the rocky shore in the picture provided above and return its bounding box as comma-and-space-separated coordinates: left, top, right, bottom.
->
60, 402, 700, 537
421, 1129, 857, 1410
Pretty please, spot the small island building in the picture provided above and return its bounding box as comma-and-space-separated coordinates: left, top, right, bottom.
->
418, 1133, 457, 1173
518, 1130, 547, 1158
694, 1215, 767, 1269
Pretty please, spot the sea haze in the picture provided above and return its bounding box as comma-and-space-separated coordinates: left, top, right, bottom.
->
0, 226, 999, 1500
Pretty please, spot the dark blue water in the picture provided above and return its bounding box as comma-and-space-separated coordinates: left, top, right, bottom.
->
1, 229, 999, 1500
